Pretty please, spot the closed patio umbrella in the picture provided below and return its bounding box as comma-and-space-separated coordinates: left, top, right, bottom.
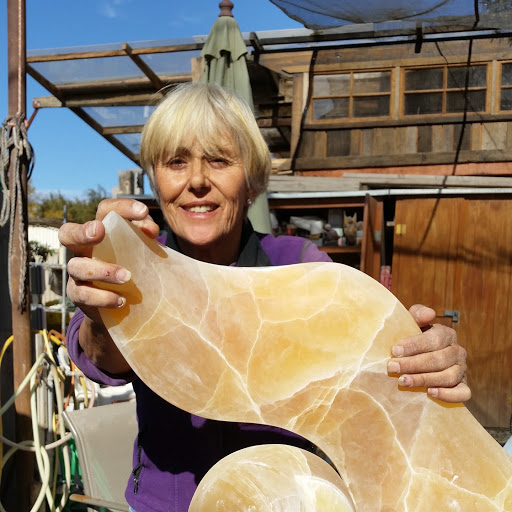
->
200, 0, 272, 233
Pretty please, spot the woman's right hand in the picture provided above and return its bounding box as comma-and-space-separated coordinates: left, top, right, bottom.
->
59, 198, 160, 373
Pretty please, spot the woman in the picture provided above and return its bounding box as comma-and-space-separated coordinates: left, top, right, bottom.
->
59, 82, 470, 512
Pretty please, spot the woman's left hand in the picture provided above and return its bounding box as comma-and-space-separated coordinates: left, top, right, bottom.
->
387, 304, 471, 403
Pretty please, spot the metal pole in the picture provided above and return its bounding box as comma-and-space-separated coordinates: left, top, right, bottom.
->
7, 0, 34, 509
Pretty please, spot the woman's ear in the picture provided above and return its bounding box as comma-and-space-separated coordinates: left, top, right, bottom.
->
246, 189, 257, 207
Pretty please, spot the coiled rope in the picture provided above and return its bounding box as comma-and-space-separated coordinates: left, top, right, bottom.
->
0, 114, 35, 311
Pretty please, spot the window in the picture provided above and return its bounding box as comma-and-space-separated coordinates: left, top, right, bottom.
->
310, 63, 501, 123
500, 62, 512, 112
403, 64, 487, 116
312, 71, 392, 121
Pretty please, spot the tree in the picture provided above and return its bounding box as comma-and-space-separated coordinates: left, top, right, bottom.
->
479, 0, 511, 13
29, 240, 55, 262
28, 185, 109, 224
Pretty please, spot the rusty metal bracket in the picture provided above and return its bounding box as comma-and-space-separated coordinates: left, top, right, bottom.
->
443, 310, 460, 323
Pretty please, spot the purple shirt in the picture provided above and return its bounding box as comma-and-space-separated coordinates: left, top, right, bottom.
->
67, 232, 331, 512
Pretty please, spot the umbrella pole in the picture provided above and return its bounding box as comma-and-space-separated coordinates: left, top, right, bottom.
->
7, 0, 34, 509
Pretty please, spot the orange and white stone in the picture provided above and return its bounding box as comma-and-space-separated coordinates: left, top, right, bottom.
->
189, 445, 356, 511
94, 212, 512, 511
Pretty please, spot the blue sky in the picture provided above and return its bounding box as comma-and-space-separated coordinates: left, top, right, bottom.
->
0, 0, 301, 198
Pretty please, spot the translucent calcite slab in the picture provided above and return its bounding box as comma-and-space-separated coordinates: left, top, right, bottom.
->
94, 212, 512, 511
189, 445, 356, 511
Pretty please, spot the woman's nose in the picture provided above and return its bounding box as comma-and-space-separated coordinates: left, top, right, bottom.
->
188, 159, 209, 189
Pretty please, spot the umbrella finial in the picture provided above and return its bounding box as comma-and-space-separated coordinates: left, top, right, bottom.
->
219, 0, 234, 17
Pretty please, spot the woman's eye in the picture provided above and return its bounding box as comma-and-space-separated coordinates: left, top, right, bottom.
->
168, 158, 186, 168
209, 157, 229, 168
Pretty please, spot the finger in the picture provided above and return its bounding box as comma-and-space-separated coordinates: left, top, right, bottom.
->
391, 323, 457, 357
68, 280, 127, 310
408, 304, 436, 328
392, 363, 466, 390
428, 382, 472, 403
132, 215, 160, 239
388, 345, 463, 377
58, 220, 105, 256
96, 198, 149, 221
67, 257, 131, 285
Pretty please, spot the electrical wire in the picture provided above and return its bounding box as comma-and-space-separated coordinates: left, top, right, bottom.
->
0, 329, 87, 511
0, 335, 13, 485
0, 439, 50, 512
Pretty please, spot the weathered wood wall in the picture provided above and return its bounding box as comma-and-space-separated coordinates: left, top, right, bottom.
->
391, 197, 512, 428
258, 38, 512, 174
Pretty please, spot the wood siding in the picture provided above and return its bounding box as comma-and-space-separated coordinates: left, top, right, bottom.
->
282, 37, 512, 174
296, 122, 512, 165
391, 197, 512, 428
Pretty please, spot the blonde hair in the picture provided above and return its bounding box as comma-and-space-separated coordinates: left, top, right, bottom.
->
140, 82, 271, 201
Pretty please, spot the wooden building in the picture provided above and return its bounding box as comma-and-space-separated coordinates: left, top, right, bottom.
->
27, 27, 512, 428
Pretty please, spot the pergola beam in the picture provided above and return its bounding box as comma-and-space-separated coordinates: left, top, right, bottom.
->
33, 92, 164, 108
123, 43, 164, 91
69, 107, 139, 163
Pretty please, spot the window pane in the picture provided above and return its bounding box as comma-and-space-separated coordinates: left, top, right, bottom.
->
313, 74, 350, 96
502, 63, 512, 87
313, 98, 349, 120
353, 96, 390, 117
447, 66, 487, 89
501, 89, 512, 111
353, 71, 390, 94
405, 68, 443, 91
404, 92, 442, 115
446, 90, 486, 113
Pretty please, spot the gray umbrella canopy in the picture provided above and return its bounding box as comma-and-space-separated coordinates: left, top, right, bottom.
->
200, 2, 271, 234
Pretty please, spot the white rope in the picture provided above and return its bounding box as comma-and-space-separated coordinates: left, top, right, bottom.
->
0, 114, 35, 311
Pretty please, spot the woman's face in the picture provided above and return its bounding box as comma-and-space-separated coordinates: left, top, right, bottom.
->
154, 138, 250, 264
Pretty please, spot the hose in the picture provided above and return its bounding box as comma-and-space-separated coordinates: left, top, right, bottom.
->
0, 329, 84, 511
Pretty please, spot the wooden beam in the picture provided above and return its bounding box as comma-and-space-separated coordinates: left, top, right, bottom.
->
256, 117, 291, 128
59, 74, 190, 92
290, 73, 304, 158
26, 63, 63, 100
292, 150, 512, 171
32, 95, 62, 108
26, 42, 204, 63
27, 48, 128, 63
123, 43, 164, 91
349, 173, 512, 188
268, 175, 361, 193
102, 125, 144, 135
302, 114, 512, 131
33, 92, 163, 108
70, 107, 138, 164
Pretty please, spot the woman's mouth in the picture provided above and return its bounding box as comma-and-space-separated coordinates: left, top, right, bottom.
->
184, 205, 217, 213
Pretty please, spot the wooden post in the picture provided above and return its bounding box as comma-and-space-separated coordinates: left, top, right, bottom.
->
7, 0, 33, 509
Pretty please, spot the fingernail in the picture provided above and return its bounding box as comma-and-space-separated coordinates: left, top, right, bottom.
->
132, 202, 146, 214
388, 361, 401, 374
398, 375, 413, 387
85, 221, 97, 238
117, 296, 126, 308
116, 269, 131, 283
428, 388, 438, 397
392, 345, 404, 357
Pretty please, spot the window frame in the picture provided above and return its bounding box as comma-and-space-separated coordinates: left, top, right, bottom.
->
308, 62, 496, 124
309, 69, 395, 124
400, 63, 490, 118
498, 60, 512, 113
